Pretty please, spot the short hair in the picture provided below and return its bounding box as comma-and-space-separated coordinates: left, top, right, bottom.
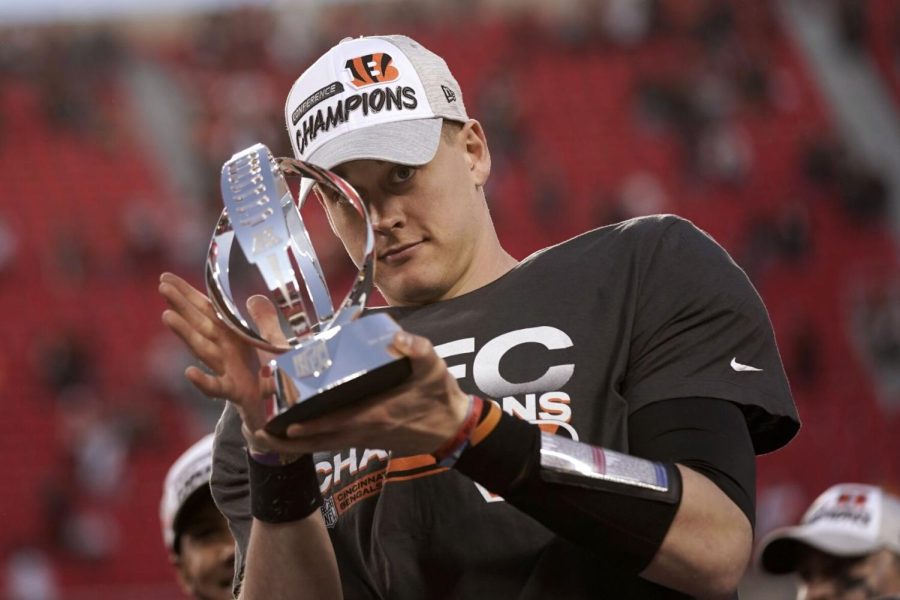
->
172, 485, 214, 555
441, 119, 465, 143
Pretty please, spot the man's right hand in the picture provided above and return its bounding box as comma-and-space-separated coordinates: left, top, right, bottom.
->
158, 272, 285, 437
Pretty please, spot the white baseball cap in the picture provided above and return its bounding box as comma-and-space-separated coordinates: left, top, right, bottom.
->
285, 34, 469, 169
759, 483, 900, 574
160, 434, 215, 553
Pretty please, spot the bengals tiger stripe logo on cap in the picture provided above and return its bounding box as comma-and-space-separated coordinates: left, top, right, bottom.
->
344, 53, 399, 88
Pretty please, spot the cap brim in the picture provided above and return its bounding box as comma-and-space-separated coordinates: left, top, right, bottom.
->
306, 117, 443, 169
758, 525, 879, 574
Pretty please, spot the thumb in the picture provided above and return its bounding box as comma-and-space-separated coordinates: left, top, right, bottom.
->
239, 364, 278, 432
246, 294, 289, 350
390, 330, 440, 377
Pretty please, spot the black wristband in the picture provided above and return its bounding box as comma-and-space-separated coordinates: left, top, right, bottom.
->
247, 452, 323, 523
455, 407, 539, 495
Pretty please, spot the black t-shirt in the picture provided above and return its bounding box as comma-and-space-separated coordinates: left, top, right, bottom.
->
211, 215, 799, 598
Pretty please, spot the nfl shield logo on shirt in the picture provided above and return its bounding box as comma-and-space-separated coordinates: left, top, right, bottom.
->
321, 496, 338, 528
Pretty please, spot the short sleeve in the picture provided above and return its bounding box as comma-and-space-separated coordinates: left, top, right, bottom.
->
210, 401, 251, 596
622, 217, 799, 454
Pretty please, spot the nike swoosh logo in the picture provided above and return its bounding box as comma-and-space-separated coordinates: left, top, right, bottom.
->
731, 358, 762, 372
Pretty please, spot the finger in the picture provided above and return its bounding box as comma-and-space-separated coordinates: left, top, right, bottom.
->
241, 423, 273, 454
185, 365, 226, 398
160, 272, 220, 320
159, 281, 221, 340
390, 331, 444, 379
282, 388, 392, 440
285, 419, 340, 441
283, 418, 407, 454
246, 295, 289, 348
259, 364, 278, 398
162, 309, 224, 372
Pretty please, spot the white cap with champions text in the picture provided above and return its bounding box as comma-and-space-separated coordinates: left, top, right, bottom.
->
285, 34, 469, 170
759, 483, 900, 574
160, 434, 215, 552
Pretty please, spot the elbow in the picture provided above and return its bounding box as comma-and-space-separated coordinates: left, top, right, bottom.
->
664, 553, 745, 599
641, 465, 754, 597
643, 537, 750, 599
650, 523, 751, 599
696, 564, 744, 600
692, 539, 751, 599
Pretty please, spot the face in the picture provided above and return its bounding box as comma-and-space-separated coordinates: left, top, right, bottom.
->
322, 120, 496, 306
796, 547, 900, 600
171, 498, 235, 600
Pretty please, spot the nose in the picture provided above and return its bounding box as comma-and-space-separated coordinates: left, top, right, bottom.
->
800, 580, 841, 600
366, 193, 405, 234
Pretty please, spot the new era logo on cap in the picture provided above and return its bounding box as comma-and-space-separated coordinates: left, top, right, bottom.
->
441, 84, 456, 103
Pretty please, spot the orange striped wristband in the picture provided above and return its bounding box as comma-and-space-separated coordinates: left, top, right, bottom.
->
432, 395, 483, 467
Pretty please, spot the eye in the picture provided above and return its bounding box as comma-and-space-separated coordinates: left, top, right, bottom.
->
317, 184, 355, 209
390, 165, 416, 185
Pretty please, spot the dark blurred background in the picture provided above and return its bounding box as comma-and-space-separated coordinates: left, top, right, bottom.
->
1, 0, 899, 597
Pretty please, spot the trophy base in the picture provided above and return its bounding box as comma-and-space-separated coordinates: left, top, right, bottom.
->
263, 312, 413, 438
263, 356, 411, 438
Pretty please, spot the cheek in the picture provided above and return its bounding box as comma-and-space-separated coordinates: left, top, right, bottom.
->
182, 542, 230, 585
337, 235, 365, 267
328, 217, 367, 266
432, 195, 479, 251
183, 548, 214, 577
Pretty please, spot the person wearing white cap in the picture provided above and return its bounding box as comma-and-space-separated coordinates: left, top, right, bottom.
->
160, 434, 235, 600
159, 34, 799, 599
759, 483, 900, 599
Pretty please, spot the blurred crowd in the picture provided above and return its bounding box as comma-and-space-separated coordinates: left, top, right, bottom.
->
1, 0, 900, 597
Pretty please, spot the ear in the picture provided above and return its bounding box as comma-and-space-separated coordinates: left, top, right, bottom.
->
461, 119, 491, 188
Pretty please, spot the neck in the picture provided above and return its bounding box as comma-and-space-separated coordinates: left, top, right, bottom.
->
436, 199, 518, 301
454, 236, 518, 296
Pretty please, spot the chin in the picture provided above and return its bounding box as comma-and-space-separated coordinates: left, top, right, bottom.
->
383, 279, 446, 307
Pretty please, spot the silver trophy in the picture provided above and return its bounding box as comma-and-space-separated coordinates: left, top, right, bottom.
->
205, 143, 411, 437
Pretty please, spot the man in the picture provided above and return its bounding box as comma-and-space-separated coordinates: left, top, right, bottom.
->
159, 34, 799, 598
161, 434, 235, 600
759, 483, 900, 599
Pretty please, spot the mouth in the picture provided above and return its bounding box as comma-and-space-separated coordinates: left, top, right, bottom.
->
378, 240, 423, 264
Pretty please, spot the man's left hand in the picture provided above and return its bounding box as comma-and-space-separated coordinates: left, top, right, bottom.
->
249, 331, 472, 457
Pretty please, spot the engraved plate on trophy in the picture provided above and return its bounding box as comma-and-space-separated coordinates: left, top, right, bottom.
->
205, 143, 411, 436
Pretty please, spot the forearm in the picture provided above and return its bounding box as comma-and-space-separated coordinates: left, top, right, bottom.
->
240, 512, 342, 600
238, 452, 342, 599
641, 465, 751, 598
454, 404, 749, 597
